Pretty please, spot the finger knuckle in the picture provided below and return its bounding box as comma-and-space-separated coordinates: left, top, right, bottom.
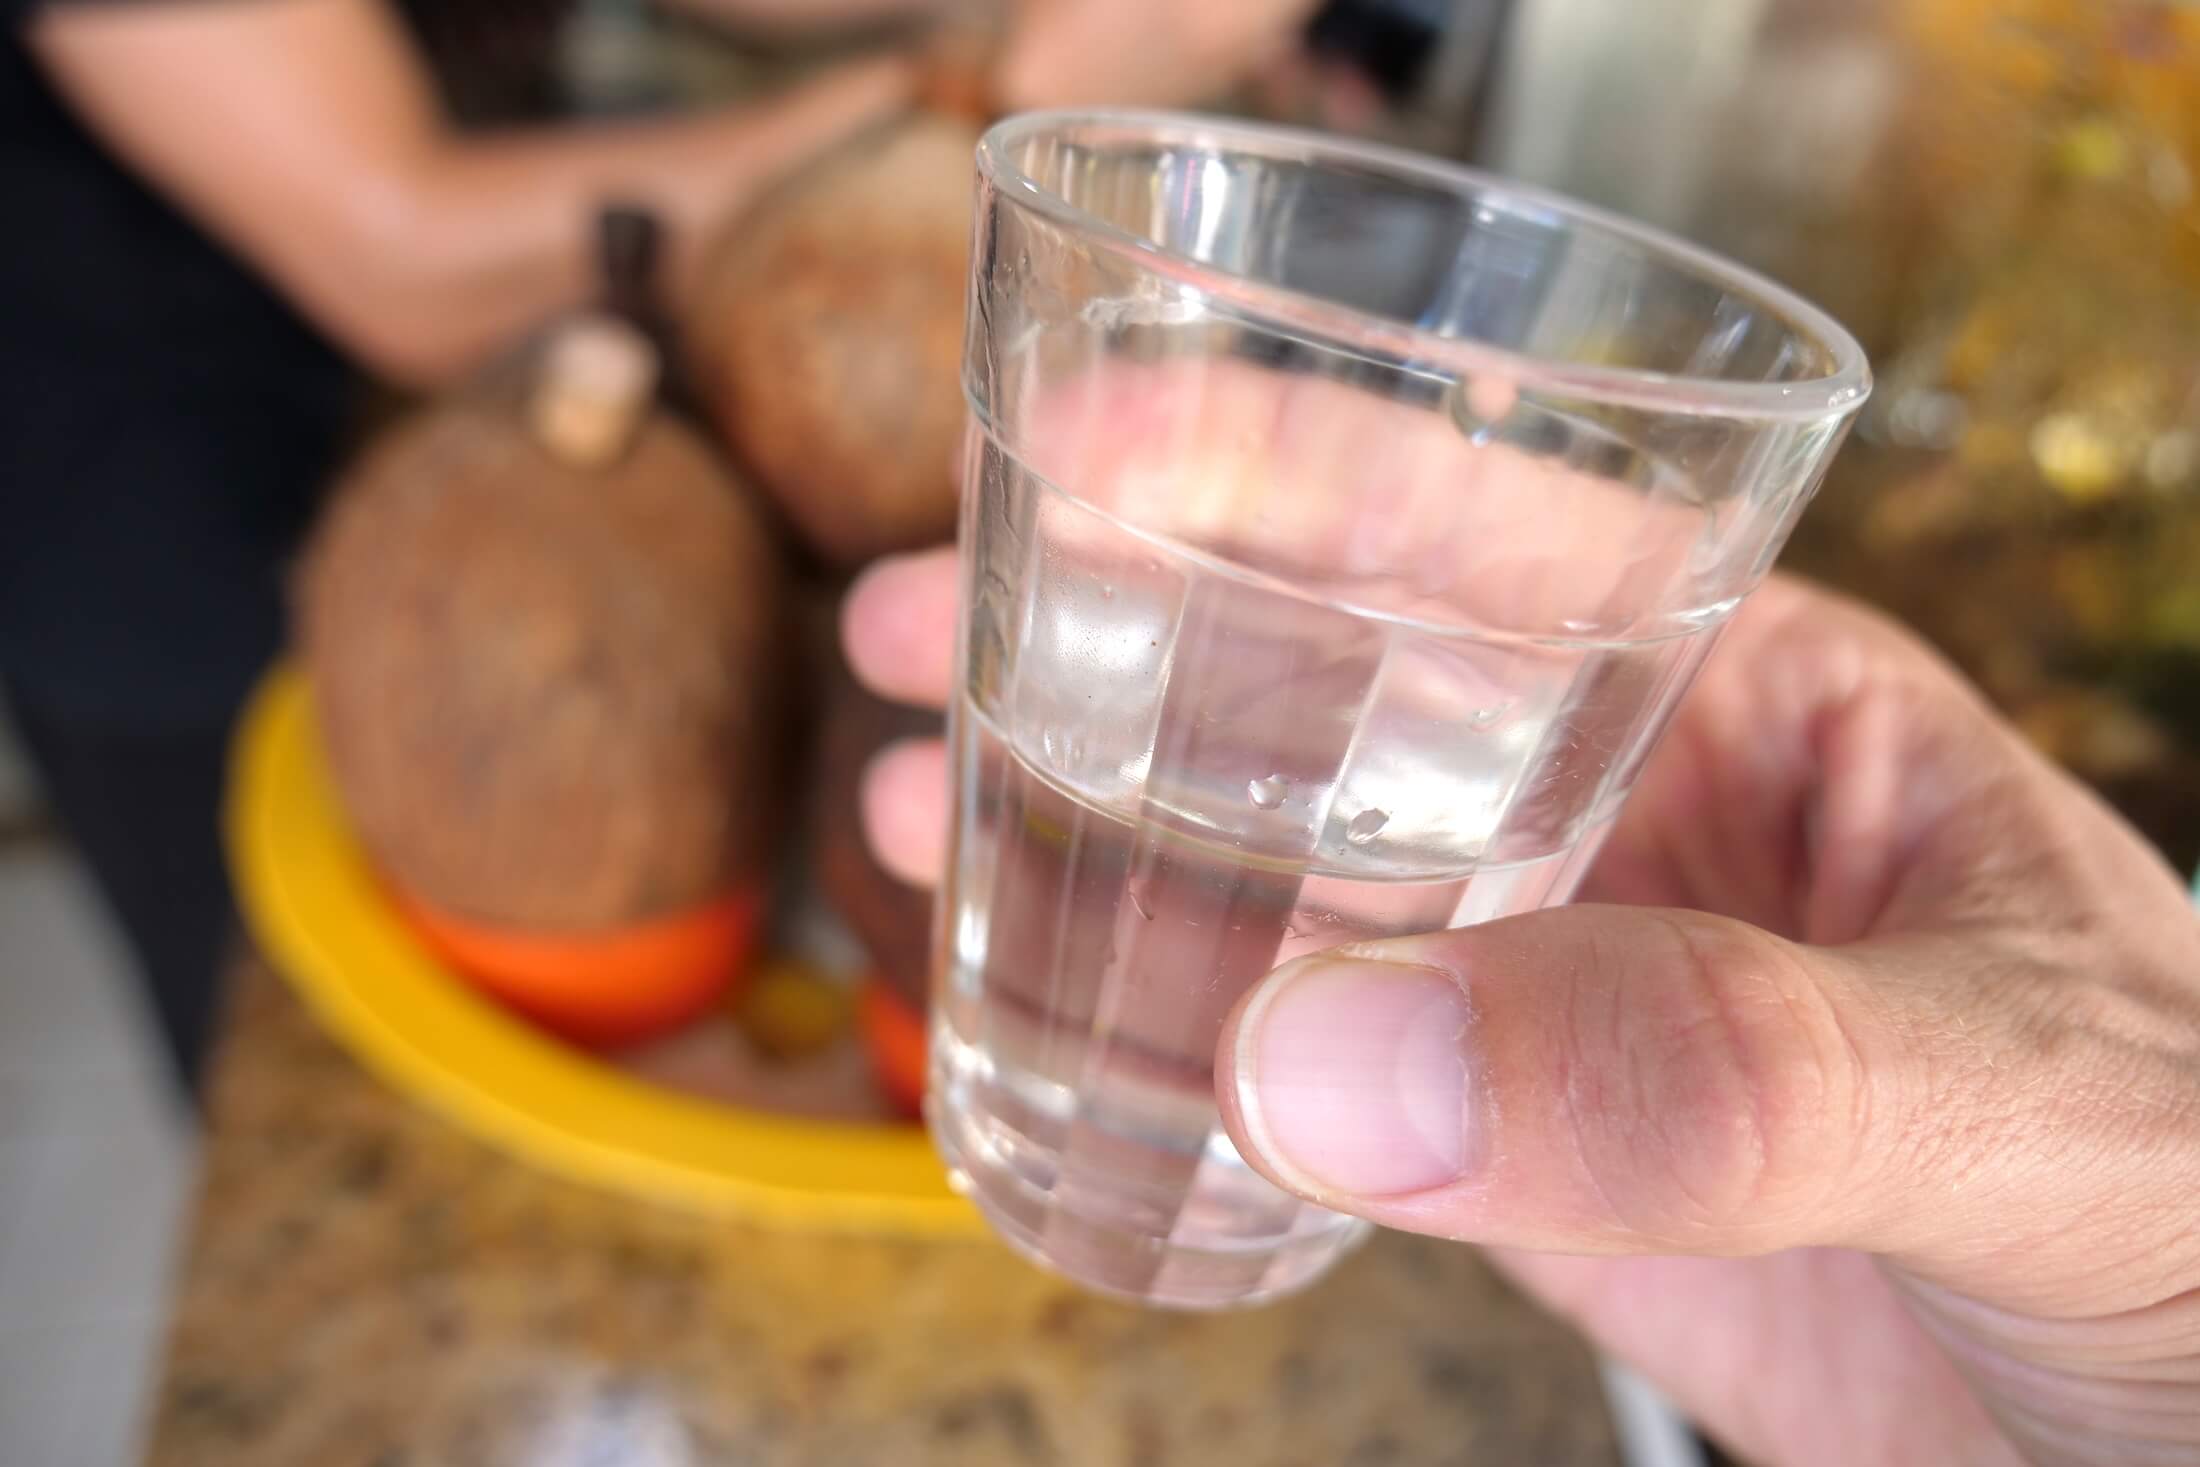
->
1583, 916, 1859, 1244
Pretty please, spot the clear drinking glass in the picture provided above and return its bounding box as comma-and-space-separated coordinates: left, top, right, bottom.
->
932, 110, 1870, 1309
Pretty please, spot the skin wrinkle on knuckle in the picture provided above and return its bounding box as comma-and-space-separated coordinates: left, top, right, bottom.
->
1528, 916, 1748, 1243
1658, 1022, 1774, 1235
1774, 942, 1885, 1213
1462, 911, 1857, 1247
1643, 914, 1855, 1242
1578, 923, 1640, 1231
1815, 955, 1886, 1185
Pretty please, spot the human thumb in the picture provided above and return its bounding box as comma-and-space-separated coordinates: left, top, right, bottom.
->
1215, 904, 1920, 1256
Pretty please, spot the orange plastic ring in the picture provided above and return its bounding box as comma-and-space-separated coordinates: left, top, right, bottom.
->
393, 882, 766, 1049
858, 980, 929, 1120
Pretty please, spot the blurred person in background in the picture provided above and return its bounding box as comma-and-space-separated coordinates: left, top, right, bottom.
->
1, 0, 1319, 1098
2, 0, 912, 1099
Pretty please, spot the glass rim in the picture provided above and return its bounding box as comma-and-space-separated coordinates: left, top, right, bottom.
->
977, 109, 1872, 425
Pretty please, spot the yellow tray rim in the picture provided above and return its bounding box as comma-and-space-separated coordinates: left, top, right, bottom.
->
226, 663, 982, 1237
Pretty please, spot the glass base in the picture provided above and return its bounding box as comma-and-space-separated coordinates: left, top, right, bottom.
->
933, 1095, 1372, 1311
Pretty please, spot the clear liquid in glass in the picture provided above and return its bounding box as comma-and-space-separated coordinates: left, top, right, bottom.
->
929, 429, 1730, 1308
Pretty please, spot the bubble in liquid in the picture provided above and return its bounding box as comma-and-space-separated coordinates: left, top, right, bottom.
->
1469, 702, 1511, 730
1246, 774, 1288, 810
1099, 584, 1116, 602
1345, 808, 1389, 846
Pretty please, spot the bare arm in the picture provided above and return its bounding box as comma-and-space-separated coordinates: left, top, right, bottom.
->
30, 0, 915, 386
654, 0, 947, 39
662, 0, 1321, 110
991, 0, 1319, 110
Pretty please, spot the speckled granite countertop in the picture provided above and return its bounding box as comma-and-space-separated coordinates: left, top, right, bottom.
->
143, 960, 1621, 1466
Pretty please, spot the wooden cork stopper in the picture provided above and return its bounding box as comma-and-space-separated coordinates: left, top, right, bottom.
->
528, 315, 659, 469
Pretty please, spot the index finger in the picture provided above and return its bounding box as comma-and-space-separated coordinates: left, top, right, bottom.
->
842, 546, 958, 709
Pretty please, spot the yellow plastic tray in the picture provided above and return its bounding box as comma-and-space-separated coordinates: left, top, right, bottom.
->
226, 664, 980, 1237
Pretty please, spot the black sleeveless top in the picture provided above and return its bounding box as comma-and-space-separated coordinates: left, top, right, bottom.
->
0, 0, 567, 727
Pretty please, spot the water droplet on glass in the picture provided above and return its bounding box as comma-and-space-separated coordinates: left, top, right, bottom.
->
1469, 702, 1511, 730
1041, 726, 1063, 763
1345, 808, 1389, 846
1128, 885, 1155, 922
1246, 774, 1288, 810
1448, 375, 1519, 440
1099, 584, 1116, 602
1066, 733, 1088, 767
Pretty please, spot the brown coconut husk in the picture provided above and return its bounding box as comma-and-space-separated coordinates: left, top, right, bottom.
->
298, 320, 784, 933
689, 97, 984, 568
